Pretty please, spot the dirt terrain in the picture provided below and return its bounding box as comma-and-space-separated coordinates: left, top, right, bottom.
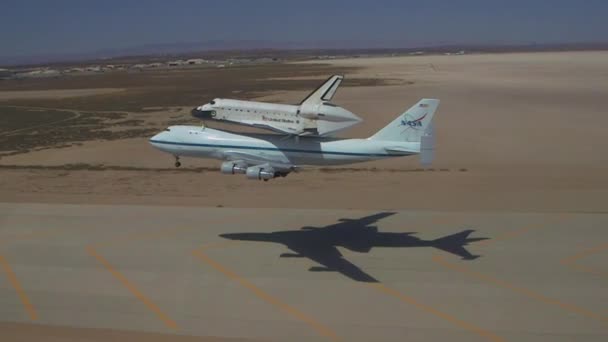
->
1, 51, 607, 212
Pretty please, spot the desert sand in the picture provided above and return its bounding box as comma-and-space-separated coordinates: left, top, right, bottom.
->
0, 88, 125, 100
1, 51, 607, 212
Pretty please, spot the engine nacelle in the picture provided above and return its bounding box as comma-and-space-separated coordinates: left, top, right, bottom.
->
246, 166, 275, 180
220, 161, 247, 175
298, 102, 361, 123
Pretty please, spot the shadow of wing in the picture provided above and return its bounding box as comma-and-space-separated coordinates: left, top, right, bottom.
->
287, 243, 379, 283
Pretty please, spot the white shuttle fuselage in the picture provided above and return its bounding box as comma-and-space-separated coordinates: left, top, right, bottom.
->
191, 75, 362, 136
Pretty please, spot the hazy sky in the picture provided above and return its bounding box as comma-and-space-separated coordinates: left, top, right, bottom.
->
2, 0, 607, 56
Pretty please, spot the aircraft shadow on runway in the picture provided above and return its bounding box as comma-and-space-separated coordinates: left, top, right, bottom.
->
220, 212, 488, 283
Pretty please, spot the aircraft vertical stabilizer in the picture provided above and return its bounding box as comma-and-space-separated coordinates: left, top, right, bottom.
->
299, 75, 343, 106
420, 123, 435, 166
369, 99, 439, 143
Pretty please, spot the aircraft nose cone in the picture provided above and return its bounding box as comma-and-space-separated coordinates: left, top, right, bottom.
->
149, 129, 171, 149
191, 107, 215, 120
149, 133, 163, 150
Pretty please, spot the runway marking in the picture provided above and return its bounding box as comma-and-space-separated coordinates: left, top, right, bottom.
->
433, 255, 608, 324
86, 246, 179, 330
561, 243, 608, 276
476, 214, 568, 247
0, 255, 38, 321
366, 283, 505, 342
192, 248, 341, 342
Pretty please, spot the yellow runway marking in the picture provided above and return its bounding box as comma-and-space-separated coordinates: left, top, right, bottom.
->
86, 246, 178, 330
367, 283, 505, 342
433, 255, 608, 324
192, 249, 341, 341
561, 243, 608, 276
0, 255, 38, 321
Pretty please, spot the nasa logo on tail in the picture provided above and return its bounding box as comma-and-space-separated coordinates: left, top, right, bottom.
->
399, 112, 427, 129
399, 102, 429, 130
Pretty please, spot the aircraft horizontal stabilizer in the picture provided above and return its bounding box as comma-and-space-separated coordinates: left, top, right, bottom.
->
432, 230, 487, 260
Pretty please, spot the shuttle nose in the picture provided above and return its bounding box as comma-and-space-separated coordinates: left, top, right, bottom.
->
191, 106, 215, 120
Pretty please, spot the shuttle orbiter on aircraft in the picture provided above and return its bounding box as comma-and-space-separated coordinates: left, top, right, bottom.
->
150, 98, 439, 181
191, 75, 362, 136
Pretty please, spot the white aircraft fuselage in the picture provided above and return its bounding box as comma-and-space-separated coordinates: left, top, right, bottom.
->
150, 125, 417, 167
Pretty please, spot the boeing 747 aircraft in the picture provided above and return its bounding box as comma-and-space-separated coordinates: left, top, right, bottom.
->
150, 98, 439, 181
191, 75, 362, 136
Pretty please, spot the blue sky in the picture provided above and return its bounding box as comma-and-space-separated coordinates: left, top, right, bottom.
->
2, 0, 607, 57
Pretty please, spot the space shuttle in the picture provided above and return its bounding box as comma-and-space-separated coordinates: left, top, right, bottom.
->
191, 75, 362, 136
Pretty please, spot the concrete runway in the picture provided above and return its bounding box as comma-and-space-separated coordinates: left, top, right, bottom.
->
0, 203, 607, 341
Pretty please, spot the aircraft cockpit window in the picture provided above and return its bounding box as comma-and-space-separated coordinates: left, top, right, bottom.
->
210, 100, 216, 105
164, 128, 171, 131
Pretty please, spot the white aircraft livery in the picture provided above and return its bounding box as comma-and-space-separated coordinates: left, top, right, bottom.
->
150, 98, 439, 181
191, 75, 362, 136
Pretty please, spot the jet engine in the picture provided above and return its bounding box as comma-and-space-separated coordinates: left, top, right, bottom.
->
245, 166, 275, 181
220, 161, 247, 175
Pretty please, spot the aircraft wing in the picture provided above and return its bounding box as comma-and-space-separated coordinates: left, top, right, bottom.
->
300, 75, 344, 105
284, 242, 379, 282
222, 151, 295, 171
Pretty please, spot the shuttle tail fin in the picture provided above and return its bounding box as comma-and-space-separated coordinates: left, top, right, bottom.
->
299, 75, 343, 105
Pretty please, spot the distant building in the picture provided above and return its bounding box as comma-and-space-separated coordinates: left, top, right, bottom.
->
186, 58, 206, 65
17, 68, 60, 78
0, 68, 13, 79
65, 67, 85, 73
168, 60, 186, 66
